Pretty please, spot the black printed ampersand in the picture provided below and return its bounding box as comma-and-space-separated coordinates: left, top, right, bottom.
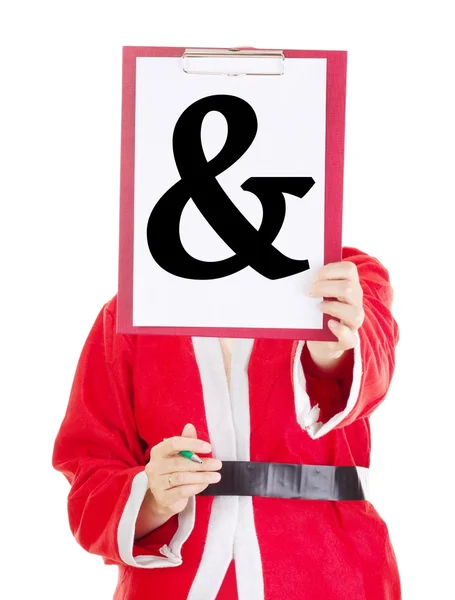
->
146, 94, 315, 280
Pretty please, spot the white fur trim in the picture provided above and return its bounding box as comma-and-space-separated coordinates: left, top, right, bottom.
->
234, 496, 265, 599
293, 331, 363, 439
188, 338, 264, 600
117, 469, 196, 568
356, 467, 370, 499
229, 339, 253, 462
187, 496, 239, 599
230, 340, 265, 600
192, 337, 238, 461
187, 337, 239, 599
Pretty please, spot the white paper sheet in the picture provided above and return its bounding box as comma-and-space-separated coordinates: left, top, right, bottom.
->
133, 56, 327, 330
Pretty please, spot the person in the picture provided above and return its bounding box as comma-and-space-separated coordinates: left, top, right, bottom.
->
52, 245, 401, 600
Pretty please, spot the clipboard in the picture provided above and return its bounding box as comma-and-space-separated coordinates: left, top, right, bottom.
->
118, 46, 346, 340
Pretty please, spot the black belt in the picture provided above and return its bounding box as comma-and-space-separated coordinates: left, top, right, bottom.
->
198, 461, 366, 500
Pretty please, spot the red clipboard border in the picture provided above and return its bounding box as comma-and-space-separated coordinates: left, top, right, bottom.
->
118, 46, 346, 340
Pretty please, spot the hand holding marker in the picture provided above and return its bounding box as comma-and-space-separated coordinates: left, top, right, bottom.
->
179, 449, 204, 464
145, 423, 222, 518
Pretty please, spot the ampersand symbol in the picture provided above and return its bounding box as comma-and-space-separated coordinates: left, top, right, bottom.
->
146, 94, 315, 280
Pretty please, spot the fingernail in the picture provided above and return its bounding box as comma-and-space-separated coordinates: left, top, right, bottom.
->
202, 442, 211, 452
328, 319, 338, 327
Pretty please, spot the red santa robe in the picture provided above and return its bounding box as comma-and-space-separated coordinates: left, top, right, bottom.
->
52, 246, 401, 600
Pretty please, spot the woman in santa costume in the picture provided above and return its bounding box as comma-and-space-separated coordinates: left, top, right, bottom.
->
52, 246, 401, 599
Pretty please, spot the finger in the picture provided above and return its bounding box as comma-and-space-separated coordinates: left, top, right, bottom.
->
307, 279, 361, 305
164, 470, 221, 489
155, 436, 212, 458
319, 301, 365, 330
181, 423, 197, 438
147, 456, 222, 478
327, 320, 359, 351
311, 261, 359, 284
306, 338, 343, 358
165, 483, 211, 504
163, 455, 222, 474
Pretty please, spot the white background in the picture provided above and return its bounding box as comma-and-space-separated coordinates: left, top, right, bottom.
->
1, 1, 453, 599
134, 56, 326, 330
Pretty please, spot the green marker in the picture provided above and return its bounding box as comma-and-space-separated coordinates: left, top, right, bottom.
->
179, 450, 203, 464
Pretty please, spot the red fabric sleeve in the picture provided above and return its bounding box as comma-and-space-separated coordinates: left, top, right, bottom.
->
300, 343, 355, 424
298, 247, 400, 436
51, 299, 181, 567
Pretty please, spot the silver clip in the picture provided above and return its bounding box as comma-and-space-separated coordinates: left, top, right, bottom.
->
182, 48, 285, 76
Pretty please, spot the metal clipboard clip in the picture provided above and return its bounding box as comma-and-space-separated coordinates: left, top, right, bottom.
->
182, 48, 285, 76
